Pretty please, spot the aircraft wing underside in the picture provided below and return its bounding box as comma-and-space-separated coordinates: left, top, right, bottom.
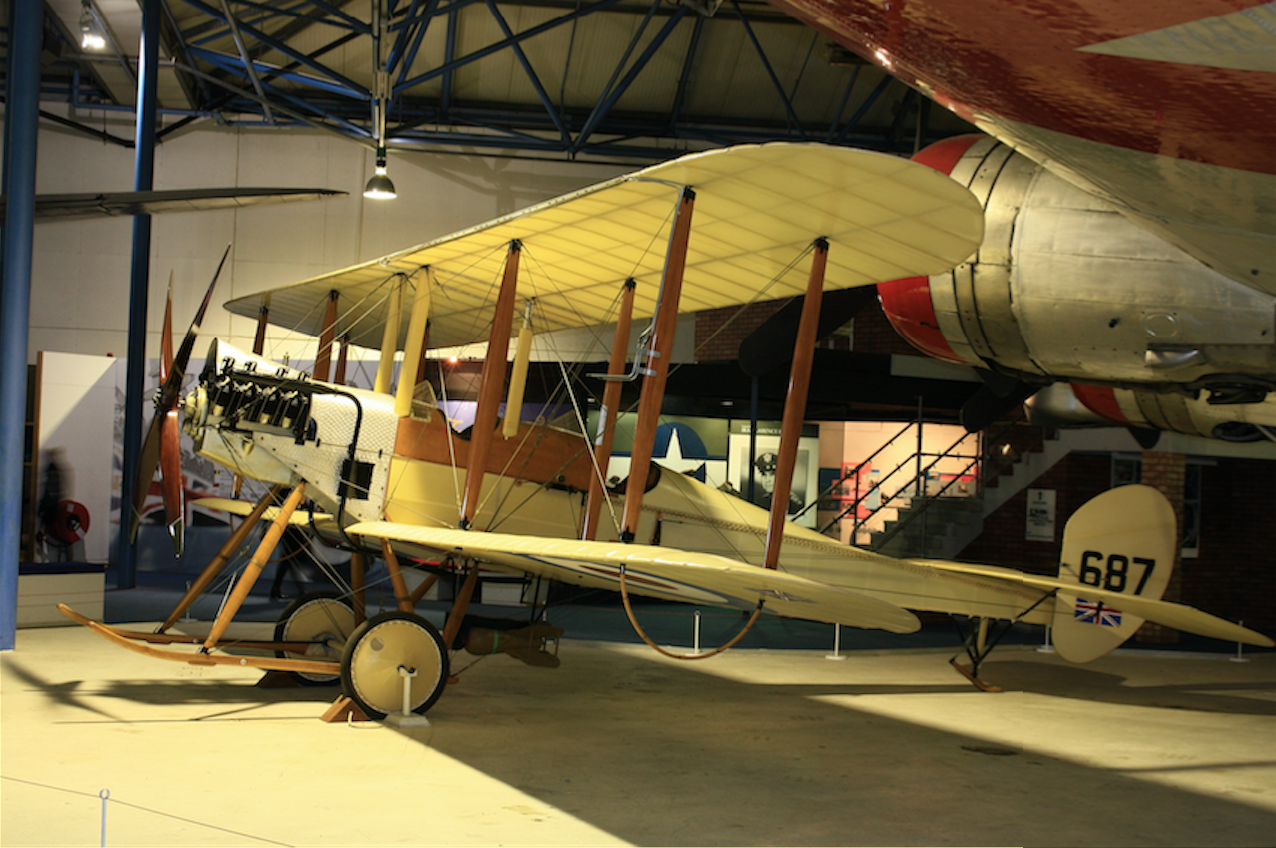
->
909, 558, 1275, 647
223, 143, 984, 350
342, 520, 922, 635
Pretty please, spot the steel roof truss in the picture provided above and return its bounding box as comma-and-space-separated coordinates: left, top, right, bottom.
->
392, 0, 628, 94
178, 0, 371, 98
483, 0, 573, 146
575, 2, 690, 152
730, 0, 806, 140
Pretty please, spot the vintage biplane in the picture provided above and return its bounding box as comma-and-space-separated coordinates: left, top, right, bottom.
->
60, 143, 1273, 719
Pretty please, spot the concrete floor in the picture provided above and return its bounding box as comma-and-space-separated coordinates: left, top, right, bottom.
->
2, 608, 1275, 847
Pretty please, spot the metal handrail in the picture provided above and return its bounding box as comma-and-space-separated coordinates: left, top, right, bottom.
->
864, 414, 1029, 552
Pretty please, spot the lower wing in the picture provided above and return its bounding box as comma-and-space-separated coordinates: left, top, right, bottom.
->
344, 521, 920, 634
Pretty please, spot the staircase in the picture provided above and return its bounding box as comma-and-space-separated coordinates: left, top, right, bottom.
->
861, 427, 1136, 559
868, 495, 985, 558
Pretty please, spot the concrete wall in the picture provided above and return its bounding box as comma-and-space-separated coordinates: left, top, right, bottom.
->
27, 109, 633, 364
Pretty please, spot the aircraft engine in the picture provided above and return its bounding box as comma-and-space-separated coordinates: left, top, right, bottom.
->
183, 340, 400, 519
879, 135, 1276, 440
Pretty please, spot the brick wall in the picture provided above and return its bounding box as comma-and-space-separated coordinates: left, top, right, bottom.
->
694, 300, 787, 362
1136, 452, 1185, 643
852, 301, 921, 356
959, 451, 1275, 636
1191, 456, 1276, 633
960, 453, 1110, 576
694, 297, 918, 362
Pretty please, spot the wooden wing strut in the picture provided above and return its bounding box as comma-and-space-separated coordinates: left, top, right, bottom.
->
461, 240, 522, 529
764, 238, 828, 569
583, 278, 637, 540
620, 187, 696, 542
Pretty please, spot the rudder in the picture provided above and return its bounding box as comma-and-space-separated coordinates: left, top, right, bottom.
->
1052, 484, 1176, 663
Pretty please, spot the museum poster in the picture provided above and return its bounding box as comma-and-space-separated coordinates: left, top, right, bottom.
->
727, 420, 821, 529
1026, 488, 1056, 541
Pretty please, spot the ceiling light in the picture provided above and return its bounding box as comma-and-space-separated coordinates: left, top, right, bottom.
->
363, 148, 397, 200
80, 1, 106, 50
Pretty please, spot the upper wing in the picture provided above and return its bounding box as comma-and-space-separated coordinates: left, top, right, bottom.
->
224, 143, 984, 350
344, 520, 921, 634
909, 558, 1275, 647
0, 188, 346, 221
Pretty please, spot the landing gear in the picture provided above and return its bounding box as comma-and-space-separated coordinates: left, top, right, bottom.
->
274, 591, 356, 685
340, 611, 449, 719
949, 615, 1006, 693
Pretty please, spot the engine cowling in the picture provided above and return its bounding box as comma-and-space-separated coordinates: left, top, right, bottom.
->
879, 135, 1276, 440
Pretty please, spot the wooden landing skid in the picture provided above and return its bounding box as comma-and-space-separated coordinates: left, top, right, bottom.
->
948, 656, 1004, 693
58, 604, 341, 676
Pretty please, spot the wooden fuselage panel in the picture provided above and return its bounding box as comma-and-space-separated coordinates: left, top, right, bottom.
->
392, 413, 595, 492
387, 412, 602, 536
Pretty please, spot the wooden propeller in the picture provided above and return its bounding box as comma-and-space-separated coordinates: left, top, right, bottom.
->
130, 245, 230, 557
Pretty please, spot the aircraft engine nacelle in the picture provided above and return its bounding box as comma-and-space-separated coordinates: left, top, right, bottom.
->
879, 135, 1276, 439
183, 340, 400, 521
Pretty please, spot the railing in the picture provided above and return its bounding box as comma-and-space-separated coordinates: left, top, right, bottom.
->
807, 409, 1042, 553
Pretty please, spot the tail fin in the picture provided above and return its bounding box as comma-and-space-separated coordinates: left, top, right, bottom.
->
1051, 484, 1176, 663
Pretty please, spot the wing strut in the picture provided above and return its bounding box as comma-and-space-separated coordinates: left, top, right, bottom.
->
764, 238, 828, 568
313, 289, 339, 381
201, 483, 307, 651
395, 269, 433, 416
252, 305, 269, 355
374, 276, 404, 394
503, 301, 536, 439
333, 332, 350, 385
620, 187, 696, 542
461, 241, 522, 529
583, 278, 637, 540
155, 484, 283, 633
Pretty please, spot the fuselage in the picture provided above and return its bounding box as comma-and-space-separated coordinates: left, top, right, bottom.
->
764, 0, 1276, 295
185, 339, 1055, 626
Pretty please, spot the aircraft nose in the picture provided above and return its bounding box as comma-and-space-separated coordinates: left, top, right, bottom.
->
181, 385, 208, 436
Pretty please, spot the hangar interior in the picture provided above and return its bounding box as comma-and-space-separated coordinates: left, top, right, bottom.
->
4, 1, 1275, 845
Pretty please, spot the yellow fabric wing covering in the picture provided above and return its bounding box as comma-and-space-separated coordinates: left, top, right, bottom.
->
343, 521, 920, 634
224, 143, 984, 350
192, 496, 334, 527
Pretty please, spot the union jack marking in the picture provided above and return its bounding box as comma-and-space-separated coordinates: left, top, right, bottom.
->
1075, 598, 1122, 627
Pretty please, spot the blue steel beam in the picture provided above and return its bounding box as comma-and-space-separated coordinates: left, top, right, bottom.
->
580, 0, 661, 139
439, 1, 458, 119
667, 13, 705, 134
573, 3, 689, 151
832, 72, 891, 145
188, 46, 368, 99
118, 0, 162, 590
180, 0, 371, 97
730, 0, 806, 140
169, 60, 372, 139
825, 64, 860, 143
0, 0, 43, 650
385, 0, 432, 75
483, 0, 572, 148
394, 0, 444, 87
389, 0, 484, 31
394, 0, 628, 94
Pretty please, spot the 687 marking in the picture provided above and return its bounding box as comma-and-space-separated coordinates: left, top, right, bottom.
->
1078, 551, 1156, 594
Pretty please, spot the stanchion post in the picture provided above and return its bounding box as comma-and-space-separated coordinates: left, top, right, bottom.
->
826, 623, 847, 661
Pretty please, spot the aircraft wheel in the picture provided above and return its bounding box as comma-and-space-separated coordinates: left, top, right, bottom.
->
274, 591, 356, 685
340, 611, 449, 719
